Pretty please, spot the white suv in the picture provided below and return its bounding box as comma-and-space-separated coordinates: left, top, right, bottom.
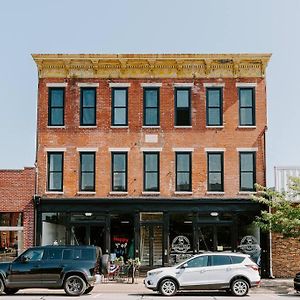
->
144, 252, 260, 296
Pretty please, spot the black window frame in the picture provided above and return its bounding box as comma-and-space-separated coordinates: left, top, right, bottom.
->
79, 152, 96, 192
47, 152, 64, 192
143, 152, 160, 192
239, 87, 256, 126
175, 152, 192, 192
111, 88, 128, 126
111, 152, 128, 192
239, 151, 256, 192
143, 87, 160, 126
206, 87, 223, 126
80, 87, 97, 126
174, 87, 191, 126
207, 152, 224, 192
48, 87, 65, 126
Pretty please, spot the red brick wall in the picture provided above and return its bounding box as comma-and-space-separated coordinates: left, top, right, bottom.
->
36, 78, 267, 198
0, 167, 35, 249
272, 233, 300, 277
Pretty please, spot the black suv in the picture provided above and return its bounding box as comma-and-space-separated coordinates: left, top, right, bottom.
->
0, 245, 102, 296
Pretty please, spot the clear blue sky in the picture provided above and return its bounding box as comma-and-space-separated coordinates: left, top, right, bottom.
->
0, 0, 299, 186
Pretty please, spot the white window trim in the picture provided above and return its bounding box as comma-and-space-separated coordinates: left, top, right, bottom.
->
236, 147, 258, 152
236, 82, 257, 87
172, 148, 194, 152
206, 192, 225, 195
45, 191, 64, 195
206, 126, 224, 129
238, 126, 257, 129
0, 226, 24, 231
205, 148, 226, 152
77, 191, 96, 195
46, 83, 67, 87
173, 83, 194, 87
77, 83, 99, 87
142, 126, 161, 129
238, 191, 257, 195
77, 148, 98, 152
142, 191, 160, 195
109, 83, 131, 88
109, 191, 128, 195
79, 126, 97, 129
141, 83, 162, 87
44, 147, 66, 152
174, 126, 192, 129
203, 83, 225, 87
109, 148, 130, 152
47, 126, 66, 129
174, 191, 193, 195
140, 148, 162, 152
111, 126, 129, 129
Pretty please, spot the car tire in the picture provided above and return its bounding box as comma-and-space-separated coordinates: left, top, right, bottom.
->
4, 288, 19, 295
0, 278, 4, 294
84, 286, 94, 294
230, 278, 249, 297
64, 275, 86, 296
159, 278, 178, 296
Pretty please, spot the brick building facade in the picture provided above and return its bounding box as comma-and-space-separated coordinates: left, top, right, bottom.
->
0, 167, 35, 261
32, 54, 271, 276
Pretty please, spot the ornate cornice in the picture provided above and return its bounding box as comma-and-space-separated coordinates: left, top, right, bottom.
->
32, 53, 271, 79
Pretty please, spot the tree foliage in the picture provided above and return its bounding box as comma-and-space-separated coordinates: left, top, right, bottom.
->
253, 177, 300, 238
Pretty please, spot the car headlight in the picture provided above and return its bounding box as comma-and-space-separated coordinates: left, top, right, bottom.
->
148, 270, 163, 276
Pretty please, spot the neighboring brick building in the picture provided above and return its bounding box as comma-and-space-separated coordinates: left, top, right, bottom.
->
0, 167, 35, 261
271, 166, 300, 277
32, 54, 271, 276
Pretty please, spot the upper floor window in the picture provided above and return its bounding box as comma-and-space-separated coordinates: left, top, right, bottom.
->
112, 88, 128, 126
144, 152, 159, 191
207, 152, 224, 192
176, 152, 192, 191
144, 88, 159, 126
48, 88, 64, 126
47, 152, 63, 192
206, 88, 223, 126
80, 152, 95, 191
80, 88, 96, 126
175, 88, 191, 126
112, 152, 127, 191
240, 152, 256, 191
239, 88, 255, 126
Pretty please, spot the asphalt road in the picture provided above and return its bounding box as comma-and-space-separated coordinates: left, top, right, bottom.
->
0, 290, 299, 300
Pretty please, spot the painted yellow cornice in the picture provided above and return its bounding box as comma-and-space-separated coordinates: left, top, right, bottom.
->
32, 53, 271, 79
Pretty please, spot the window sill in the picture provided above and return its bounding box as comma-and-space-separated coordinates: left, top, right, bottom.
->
79, 126, 97, 128
142, 191, 160, 195
206, 126, 224, 129
111, 126, 129, 129
238, 191, 257, 195
47, 126, 66, 129
109, 191, 128, 195
238, 126, 256, 129
206, 192, 225, 195
142, 126, 160, 129
77, 191, 96, 195
174, 126, 192, 129
174, 191, 193, 195
45, 191, 64, 195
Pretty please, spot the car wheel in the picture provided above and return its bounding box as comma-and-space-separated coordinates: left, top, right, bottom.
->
64, 275, 86, 296
0, 278, 4, 294
159, 278, 178, 296
84, 286, 94, 294
4, 288, 19, 295
230, 278, 249, 297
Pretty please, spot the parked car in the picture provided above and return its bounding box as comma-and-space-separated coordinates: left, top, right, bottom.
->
0, 245, 102, 296
144, 252, 260, 296
294, 272, 300, 292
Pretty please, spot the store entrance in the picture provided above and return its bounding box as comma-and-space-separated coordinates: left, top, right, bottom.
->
197, 224, 234, 252
70, 224, 106, 250
140, 224, 163, 267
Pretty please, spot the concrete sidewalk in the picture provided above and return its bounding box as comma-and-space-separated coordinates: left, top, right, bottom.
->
94, 278, 295, 294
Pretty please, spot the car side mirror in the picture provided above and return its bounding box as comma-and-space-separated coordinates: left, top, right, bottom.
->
181, 263, 188, 269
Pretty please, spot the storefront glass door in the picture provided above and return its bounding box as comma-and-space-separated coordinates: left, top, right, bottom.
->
140, 224, 163, 267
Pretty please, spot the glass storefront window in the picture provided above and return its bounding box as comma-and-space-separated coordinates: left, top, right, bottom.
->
0, 213, 22, 226
42, 212, 68, 246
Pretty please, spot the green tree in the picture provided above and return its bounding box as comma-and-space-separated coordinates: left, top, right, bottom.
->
253, 177, 300, 238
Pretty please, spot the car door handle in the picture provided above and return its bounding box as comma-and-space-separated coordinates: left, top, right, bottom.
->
226, 267, 232, 271
33, 265, 40, 268
200, 269, 206, 273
